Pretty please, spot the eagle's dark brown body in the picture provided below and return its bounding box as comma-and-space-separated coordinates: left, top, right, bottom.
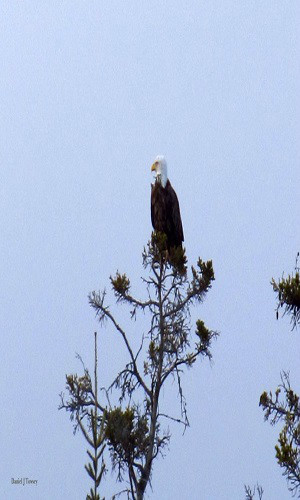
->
151, 179, 184, 250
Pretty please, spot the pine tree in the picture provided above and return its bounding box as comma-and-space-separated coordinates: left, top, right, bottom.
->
260, 254, 300, 497
61, 233, 217, 498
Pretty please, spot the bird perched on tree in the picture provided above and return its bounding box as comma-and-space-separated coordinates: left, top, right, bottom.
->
151, 156, 184, 251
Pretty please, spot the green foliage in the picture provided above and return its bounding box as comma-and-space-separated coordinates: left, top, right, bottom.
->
271, 253, 300, 329
169, 245, 188, 275
151, 230, 168, 255
85, 410, 106, 500
259, 256, 300, 497
111, 272, 131, 299
60, 335, 106, 500
196, 320, 210, 343
195, 320, 217, 359
260, 372, 300, 496
104, 407, 149, 478
63, 370, 93, 426
190, 259, 214, 298
145, 231, 187, 274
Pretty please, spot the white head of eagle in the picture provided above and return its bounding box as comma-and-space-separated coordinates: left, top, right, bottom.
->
151, 155, 168, 188
150, 156, 184, 250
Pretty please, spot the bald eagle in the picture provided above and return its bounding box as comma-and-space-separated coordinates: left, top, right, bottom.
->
151, 156, 184, 250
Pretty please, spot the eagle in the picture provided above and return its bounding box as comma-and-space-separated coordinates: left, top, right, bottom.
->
151, 156, 184, 251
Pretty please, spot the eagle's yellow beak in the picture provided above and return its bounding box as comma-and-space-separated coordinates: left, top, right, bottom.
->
151, 162, 157, 172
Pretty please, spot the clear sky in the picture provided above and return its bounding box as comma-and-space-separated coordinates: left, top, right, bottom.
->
0, 2, 299, 499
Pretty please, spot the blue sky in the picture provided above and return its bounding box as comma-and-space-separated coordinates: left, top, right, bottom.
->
0, 2, 299, 499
